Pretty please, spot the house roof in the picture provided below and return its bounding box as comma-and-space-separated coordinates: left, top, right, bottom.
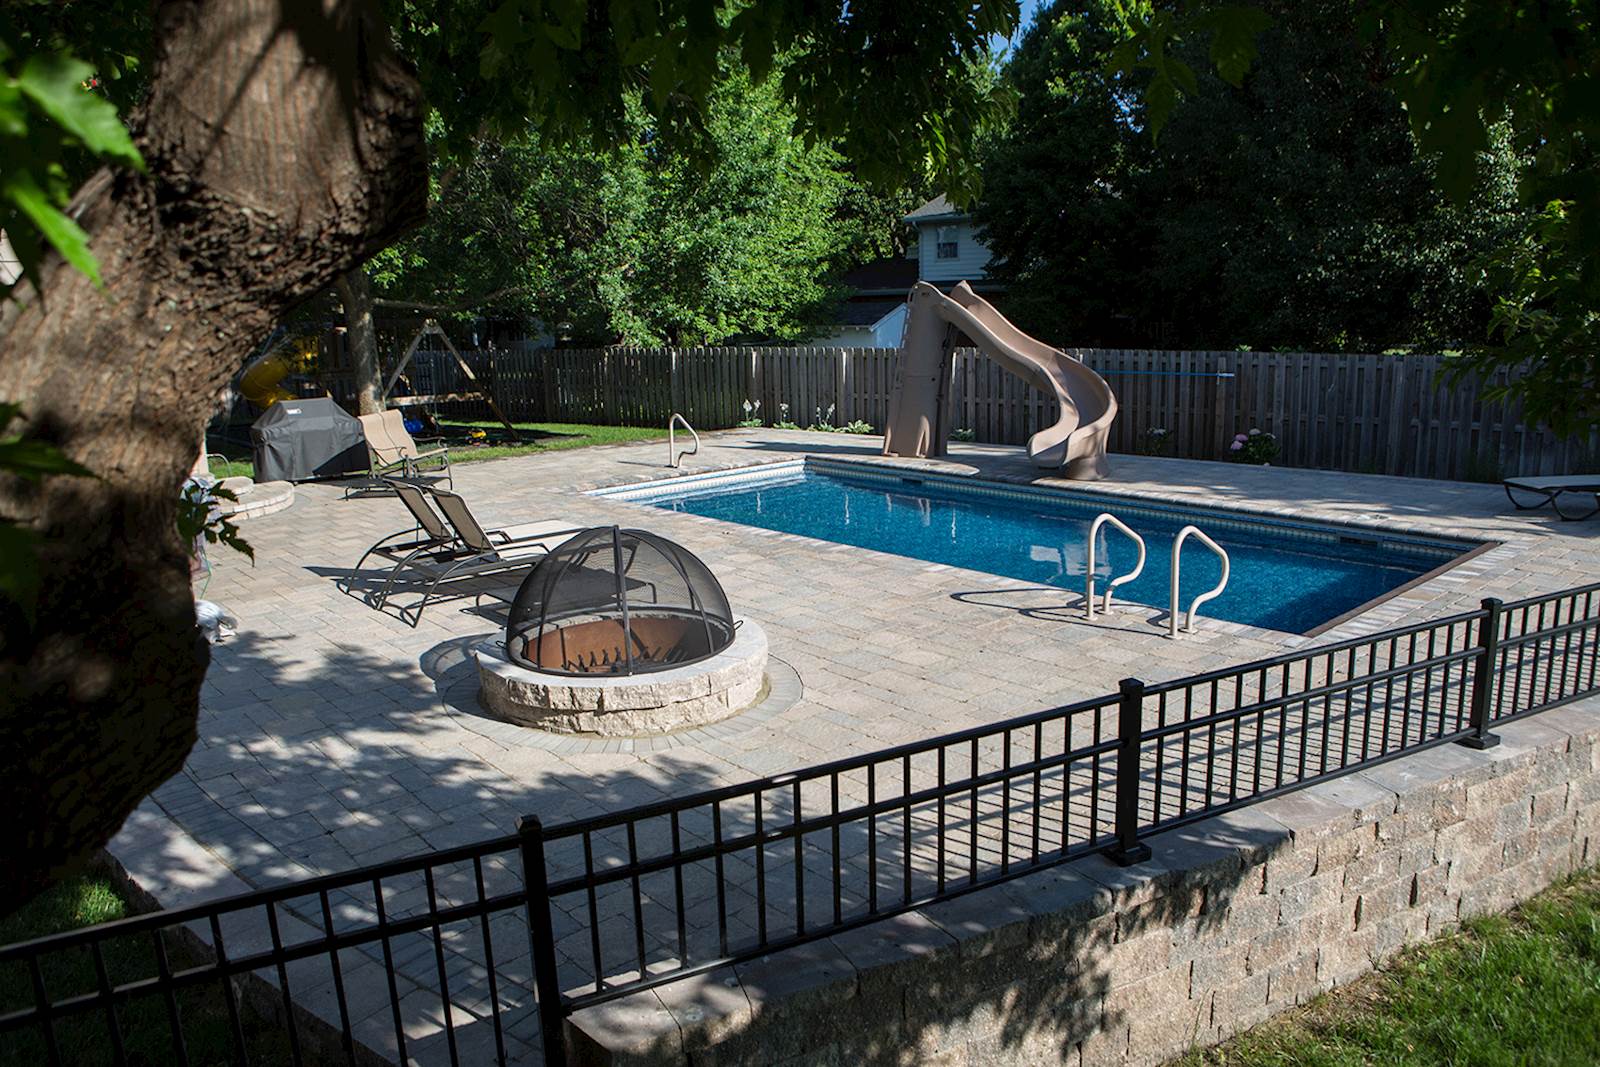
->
840, 256, 918, 295
904, 194, 966, 223
834, 297, 905, 328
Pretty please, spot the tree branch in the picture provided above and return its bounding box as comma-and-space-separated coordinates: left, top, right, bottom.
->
371, 285, 529, 314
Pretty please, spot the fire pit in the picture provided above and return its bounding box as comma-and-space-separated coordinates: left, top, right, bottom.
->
475, 526, 768, 736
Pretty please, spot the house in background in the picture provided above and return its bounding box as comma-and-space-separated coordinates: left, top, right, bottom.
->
810, 195, 1002, 346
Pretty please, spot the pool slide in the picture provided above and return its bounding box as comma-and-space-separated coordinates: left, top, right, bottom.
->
881, 281, 1116, 480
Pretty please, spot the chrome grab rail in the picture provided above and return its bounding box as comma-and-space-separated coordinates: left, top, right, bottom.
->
1086, 513, 1146, 620
1170, 525, 1230, 636
668, 413, 699, 468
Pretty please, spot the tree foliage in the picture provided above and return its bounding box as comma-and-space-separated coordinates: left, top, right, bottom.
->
372, 67, 863, 344
0, 3, 148, 292
1114, 0, 1600, 434
976, 0, 1526, 353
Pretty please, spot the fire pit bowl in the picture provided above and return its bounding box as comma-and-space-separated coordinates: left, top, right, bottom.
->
475, 527, 769, 736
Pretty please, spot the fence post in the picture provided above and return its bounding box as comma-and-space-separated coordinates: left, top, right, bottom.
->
1110, 677, 1153, 866
517, 816, 570, 1067
1459, 598, 1503, 750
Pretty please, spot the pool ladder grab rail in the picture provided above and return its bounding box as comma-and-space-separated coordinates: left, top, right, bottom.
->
1084, 513, 1232, 636
668, 412, 699, 468
1085, 513, 1146, 620
1171, 524, 1230, 637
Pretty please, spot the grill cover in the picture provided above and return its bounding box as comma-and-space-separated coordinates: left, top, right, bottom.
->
250, 397, 368, 482
507, 527, 736, 675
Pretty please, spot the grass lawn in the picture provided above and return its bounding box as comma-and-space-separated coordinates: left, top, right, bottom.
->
0, 874, 297, 1064
208, 418, 668, 480
1178, 865, 1600, 1066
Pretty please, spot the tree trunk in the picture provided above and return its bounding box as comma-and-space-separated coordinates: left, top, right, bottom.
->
0, 0, 426, 910
336, 268, 384, 415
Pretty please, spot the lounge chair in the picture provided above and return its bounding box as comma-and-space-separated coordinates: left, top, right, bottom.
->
1503, 475, 1600, 521
369, 484, 583, 624
341, 479, 456, 597
358, 410, 452, 487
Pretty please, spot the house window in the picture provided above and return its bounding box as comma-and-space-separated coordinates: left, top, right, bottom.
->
935, 226, 959, 260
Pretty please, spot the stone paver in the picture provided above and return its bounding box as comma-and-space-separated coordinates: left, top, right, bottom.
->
115, 430, 1600, 1063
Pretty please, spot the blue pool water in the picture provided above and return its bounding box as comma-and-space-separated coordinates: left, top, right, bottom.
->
598, 462, 1472, 634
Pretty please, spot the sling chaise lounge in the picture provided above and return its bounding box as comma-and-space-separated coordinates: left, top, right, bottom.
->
369, 484, 583, 624
341, 478, 456, 597
358, 409, 452, 488
1503, 475, 1600, 521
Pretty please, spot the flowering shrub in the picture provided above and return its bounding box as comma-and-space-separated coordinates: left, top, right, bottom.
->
840, 420, 874, 434
950, 427, 976, 442
1144, 426, 1172, 456
1228, 428, 1280, 464
773, 402, 801, 430
738, 400, 763, 428
806, 404, 839, 431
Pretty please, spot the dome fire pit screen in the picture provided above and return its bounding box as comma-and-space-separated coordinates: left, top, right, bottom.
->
479, 526, 768, 737
506, 526, 736, 676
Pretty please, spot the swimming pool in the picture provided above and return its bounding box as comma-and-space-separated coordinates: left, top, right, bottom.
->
593, 460, 1479, 634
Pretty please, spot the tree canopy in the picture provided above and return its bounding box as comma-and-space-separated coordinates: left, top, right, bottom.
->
1112, 0, 1599, 433
372, 65, 877, 345
976, 0, 1526, 353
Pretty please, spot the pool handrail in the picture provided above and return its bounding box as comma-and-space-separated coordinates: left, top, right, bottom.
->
668, 413, 699, 468
1086, 513, 1146, 620
1171, 524, 1229, 636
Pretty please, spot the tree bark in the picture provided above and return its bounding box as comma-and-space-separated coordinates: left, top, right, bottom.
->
335, 268, 383, 415
0, 0, 426, 910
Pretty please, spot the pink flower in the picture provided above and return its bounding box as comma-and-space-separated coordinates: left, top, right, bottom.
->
1229, 440, 1244, 451
1234, 433, 1248, 443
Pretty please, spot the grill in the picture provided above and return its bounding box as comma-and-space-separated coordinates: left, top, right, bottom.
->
506, 526, 735, 675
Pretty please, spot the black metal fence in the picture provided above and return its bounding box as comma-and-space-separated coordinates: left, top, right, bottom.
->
4, 584, 1598, 1066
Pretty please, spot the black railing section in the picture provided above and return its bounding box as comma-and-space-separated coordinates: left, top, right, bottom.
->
3, 583, 1598, 1066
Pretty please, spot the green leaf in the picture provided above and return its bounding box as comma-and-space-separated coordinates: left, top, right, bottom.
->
2, 169, 100, 285
1205, 6, 1272, 88
1145, 71, 1176, 142
0, 521, 43, 619
16, 52, 144, 170
0, 437, 95, 481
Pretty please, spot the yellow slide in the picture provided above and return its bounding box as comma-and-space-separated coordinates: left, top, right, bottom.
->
238, 336, 318, 408
882, 281, 1117, 480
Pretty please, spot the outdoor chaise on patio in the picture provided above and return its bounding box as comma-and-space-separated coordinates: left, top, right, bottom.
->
352, 480, 581, 624
1503, 475, 1600, 521
357, 409, 452, 488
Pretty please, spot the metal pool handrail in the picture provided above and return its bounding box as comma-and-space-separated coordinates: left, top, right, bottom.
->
1171, 524, 1230, 636
668, 412, 699, 468
1086, 513, 1146, 620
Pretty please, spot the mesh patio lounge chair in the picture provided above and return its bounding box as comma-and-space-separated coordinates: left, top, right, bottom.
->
365, 483, 583, 624
340, 479, 456, 599
1503, 475, 1600, 521
358, 409, 452, 488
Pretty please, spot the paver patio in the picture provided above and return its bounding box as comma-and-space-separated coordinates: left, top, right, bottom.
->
110, 429, 1600, 1063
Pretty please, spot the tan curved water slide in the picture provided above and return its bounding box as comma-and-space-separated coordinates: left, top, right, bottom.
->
881, 281, 1117, 480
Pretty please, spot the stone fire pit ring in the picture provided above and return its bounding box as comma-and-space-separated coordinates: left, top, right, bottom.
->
474, 617, 768, 737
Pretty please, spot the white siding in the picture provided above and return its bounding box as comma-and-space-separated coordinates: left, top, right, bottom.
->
810, 302, 906, 348
917, 220, 992, 283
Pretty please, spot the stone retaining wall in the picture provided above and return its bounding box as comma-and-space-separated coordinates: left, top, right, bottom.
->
565, 699, 1600, 1066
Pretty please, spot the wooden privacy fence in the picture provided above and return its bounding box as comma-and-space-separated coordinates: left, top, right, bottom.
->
366, 345, 1595, 482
